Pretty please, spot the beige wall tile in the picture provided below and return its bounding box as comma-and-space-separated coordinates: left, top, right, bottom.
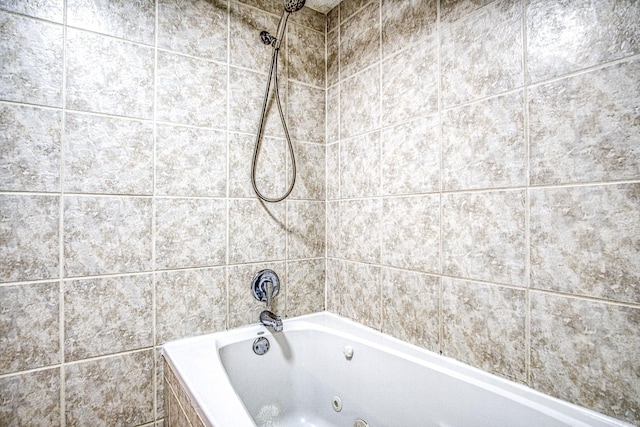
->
0, 282, 60, 374
0, 104, 61, 192
63, 196, 152, 277
340, 65, 380, 138
442, 91, 526, 191
380, 115, 440, 196
340, 131, 380, 198
287, 259, 325, 317
381, 195, 440, 273
156, 124, 227, 197
156, 50, 227, 128
381, 0, 437, 58
531, 184, 640, 304
443, 278, 527, 382
0, 13, 63, 107
288, 23, 325, 87
441, 0, 523, 107
64, 275, 153, 361
0, 368, 61, 426
68, 0, 155, 44
0, 0, 63, 22
64, 113, 154, 195
156, 267, 227, 343
338, 199, 381, 264
526, 0, 640, 83
531, 292, 640, 424
155, 198, 227, 269
381, 35, 438, 126
229, 199, 286, 264
158, 0, 227, 60
288, 82, 325, 144
1, 195, 59, 283
340, 1, 379, 79
529, 59, 640, 185
230, 2, 280, 72
443, 190, 526, 286
65, 350, 154, 426
66, 29, 153, 119
287, 200, 325, 259
382, 268, 439, 351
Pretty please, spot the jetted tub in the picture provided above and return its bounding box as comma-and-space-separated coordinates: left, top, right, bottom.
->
162, 312, 632, 427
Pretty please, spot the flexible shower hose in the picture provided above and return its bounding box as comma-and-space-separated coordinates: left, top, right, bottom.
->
251, 11, 297, 203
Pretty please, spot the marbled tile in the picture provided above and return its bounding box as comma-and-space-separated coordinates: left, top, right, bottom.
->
340, 131, 380, 198
289, 5, 325, 33
65, 350, 154, 426
156, 50, 226, 128
442, 190, 526, 286
381, 196, 440, 273
229, 2, 280, 72
228, 67, 285, 138
340, 0, 370, 22
287, 259, 325, 317
0, 195, 59, 283
68, 0, 155, 45
287, 82, 325, 144
287, 200, 325, 259
64, 113, 153, 195
66, 29, 153, 119
0, 368, 61, 426
228, 199, 286, 264
381, 0, 437, 57
381, 115, 440, 196
340, 1, 379, 80
0, 0, 63, 22
64, 275, 152, 361
228, 262, 285, 329
529, 60, 640, 185
288, 24, 325, 87
382, 268, 439, 351
0, 103, 61, 192
441, 0, 523, 107
156, 124, 227, 197
526, 0, 640, 84
326, 85, 339, 143
442, 91, 526, 191
0, 12, 63, 107
236, 0, 281, 15
228, 132, 287, 198
64, 196, 152, 277
156, 267, 226, 344
443, 278, 526, 382
155, 348, 165, 419
0, 282, 59, 374
327, 260, 381, 330
441, 0, 497, 23
158, 0, 227, 61
340, 65, 380, 138
290, 142, 325, 200
530, 184, 640, 304
339, 199, 381, 264
155, 198, 226, 270
327, 28, 339, 87
381, 35, 438, 126
326, 201, 339, 257
326, 142, 339, 199
530, 293, 640, 425
327, 5, 339, 32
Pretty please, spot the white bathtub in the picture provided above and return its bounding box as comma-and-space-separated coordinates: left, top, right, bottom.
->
162, 312, 632, 427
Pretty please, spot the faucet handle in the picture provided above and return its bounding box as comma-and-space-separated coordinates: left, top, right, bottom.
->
251, 269, 280, 308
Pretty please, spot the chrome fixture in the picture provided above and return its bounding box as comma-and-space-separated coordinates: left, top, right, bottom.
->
251, 0, 306, 203
252, 269, 283, 332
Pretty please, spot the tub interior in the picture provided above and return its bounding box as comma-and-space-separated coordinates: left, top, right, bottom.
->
219, 329, 596, 427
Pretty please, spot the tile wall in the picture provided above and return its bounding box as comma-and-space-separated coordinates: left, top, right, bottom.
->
326, 0, 639, 424
0, 0, 325, 425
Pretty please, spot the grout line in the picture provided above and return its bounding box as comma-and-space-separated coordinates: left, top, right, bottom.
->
436, 0, 445, 357
59, 1, 68, 424
151, 0, 159, 422
225, 0, 231, 332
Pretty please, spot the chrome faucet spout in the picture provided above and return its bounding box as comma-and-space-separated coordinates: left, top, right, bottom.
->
260, 310, 283, 332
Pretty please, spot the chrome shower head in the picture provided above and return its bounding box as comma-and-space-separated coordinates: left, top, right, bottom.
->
284, 0, 305, 12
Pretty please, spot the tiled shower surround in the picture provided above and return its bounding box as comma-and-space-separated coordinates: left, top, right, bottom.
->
0, 0, 638, 426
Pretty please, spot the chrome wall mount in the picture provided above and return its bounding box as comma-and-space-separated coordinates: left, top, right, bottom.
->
252, 269, 283, 332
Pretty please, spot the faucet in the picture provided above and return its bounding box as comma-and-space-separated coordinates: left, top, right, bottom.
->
252, 269, 283, 332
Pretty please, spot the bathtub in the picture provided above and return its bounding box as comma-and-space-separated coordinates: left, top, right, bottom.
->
162, 312, 632, 427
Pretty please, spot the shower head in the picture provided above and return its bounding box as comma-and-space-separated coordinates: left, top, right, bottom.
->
284, 0, 305, 12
